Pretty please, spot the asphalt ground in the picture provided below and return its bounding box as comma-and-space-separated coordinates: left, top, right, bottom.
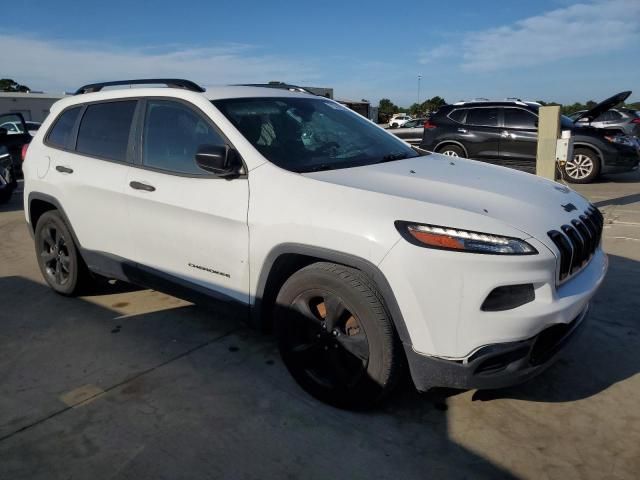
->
1, 170, 639, 479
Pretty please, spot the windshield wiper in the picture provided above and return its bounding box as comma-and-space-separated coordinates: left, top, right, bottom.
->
380, 152, 409, 163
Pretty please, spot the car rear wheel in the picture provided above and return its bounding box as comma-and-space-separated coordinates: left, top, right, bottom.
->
563, 148, 600, 184
275, 262, 402, 409
34, 210, 89, 295
437, 144, 464, 157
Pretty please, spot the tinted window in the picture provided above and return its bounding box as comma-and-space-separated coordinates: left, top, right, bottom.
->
214, 97, 418, 173
466, 108, 499, 127
76, 101, 136, 161
608, 111, 622, 120
143, 100, 225, 174
448, 109, 467, 123
403, 120, 418, 128
47, 107, 81, 148
503, 108, 537, 129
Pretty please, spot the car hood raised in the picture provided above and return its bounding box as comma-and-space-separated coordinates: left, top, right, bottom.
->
573, 91, 631, 123
303, 154, 592, 244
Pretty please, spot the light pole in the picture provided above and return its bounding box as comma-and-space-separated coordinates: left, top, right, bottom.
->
417, 75, 422, 106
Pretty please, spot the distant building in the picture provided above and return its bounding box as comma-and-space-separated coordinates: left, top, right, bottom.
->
0, 92, 66, 122
303, 86, 334, 99
337, 99, 377, 121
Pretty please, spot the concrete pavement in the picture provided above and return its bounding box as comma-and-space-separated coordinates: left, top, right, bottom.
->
1, 171, 639, 479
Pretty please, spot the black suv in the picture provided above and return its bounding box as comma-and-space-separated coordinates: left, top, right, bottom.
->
420, 92, 640, 183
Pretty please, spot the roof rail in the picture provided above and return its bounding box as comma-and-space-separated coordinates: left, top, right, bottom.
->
74, 79, 205, 95
453, 98, 491, 105
235, 83, 317, 95
453, 97, 532, 106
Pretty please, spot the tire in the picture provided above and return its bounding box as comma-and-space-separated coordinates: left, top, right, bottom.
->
562, 147, 600, 184
391, 123, 398, 128
436, 144, 464, 157
275, 262, 403, 409
34, 210, 89, 295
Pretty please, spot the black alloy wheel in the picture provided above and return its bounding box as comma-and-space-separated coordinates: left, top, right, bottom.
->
275, 263, 402, 409
34, 210, 87, 295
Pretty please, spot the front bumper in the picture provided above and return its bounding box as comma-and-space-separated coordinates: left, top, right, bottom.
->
406, 304, 589, 391
601, 143, 639, 173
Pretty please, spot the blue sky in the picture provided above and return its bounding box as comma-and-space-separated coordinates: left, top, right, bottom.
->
2, 0, 638, 106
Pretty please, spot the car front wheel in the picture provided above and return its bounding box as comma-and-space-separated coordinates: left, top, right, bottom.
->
563, 148, 600, 184
275, 262, 402, 409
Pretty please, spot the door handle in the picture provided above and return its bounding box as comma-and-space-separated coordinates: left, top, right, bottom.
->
55, 165, 73, 174
129, 181, 156, 192
457, 128, 467, 133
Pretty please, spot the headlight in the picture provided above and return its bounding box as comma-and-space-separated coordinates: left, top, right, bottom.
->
604, 134, 635, 147
395, 221, 538, 255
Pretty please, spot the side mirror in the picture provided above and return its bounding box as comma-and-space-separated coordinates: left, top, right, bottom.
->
195, 144, 241, 177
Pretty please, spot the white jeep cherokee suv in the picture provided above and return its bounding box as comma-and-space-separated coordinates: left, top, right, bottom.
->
24, 79, 607, 408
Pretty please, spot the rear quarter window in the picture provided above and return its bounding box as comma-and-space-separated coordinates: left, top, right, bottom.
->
447, 109, 467, 123
46, 107, 82, 149
76, 101, 137, 162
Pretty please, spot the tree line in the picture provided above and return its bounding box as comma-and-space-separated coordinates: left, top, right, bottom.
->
0, 79, 30, 92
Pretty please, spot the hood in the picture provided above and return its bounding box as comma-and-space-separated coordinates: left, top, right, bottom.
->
573, 91, 631, 123
303, 154, 592, 246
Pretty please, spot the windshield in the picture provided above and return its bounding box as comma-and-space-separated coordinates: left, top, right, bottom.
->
212, 97, 419, 172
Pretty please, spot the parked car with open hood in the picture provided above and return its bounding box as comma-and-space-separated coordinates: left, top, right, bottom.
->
569, 107, 640, 137
24, 78, 607, 408
0, 145, 16, 203
420, 92, 639, 183
0, 112, 32, 179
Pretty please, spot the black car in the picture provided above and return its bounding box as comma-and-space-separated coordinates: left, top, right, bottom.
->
0, 112, 32, 180
0, 145, 16, 203
420, 92, 640, 183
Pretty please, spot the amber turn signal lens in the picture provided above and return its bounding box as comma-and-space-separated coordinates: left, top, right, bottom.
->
408, 229, 464, 250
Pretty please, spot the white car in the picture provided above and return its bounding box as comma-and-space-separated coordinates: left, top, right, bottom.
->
24, 79, 607, 408
388, 114, 412, 128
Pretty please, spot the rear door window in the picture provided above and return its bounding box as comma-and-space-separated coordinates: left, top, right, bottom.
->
466, 108, 499, 127
47, 107, 82, 149
503, 108, 537, 129
76, 101, 137, 162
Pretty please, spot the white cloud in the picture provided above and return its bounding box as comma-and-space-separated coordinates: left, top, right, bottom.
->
425, 0, 640, 72
0, 34, 318, 92
419, 45, 455, 64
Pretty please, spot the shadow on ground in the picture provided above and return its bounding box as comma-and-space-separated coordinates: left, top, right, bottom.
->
594, 192, 640, 208
0, 276, 517, 479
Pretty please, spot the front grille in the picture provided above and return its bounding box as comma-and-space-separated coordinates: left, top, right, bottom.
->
547, 206, 603, 283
